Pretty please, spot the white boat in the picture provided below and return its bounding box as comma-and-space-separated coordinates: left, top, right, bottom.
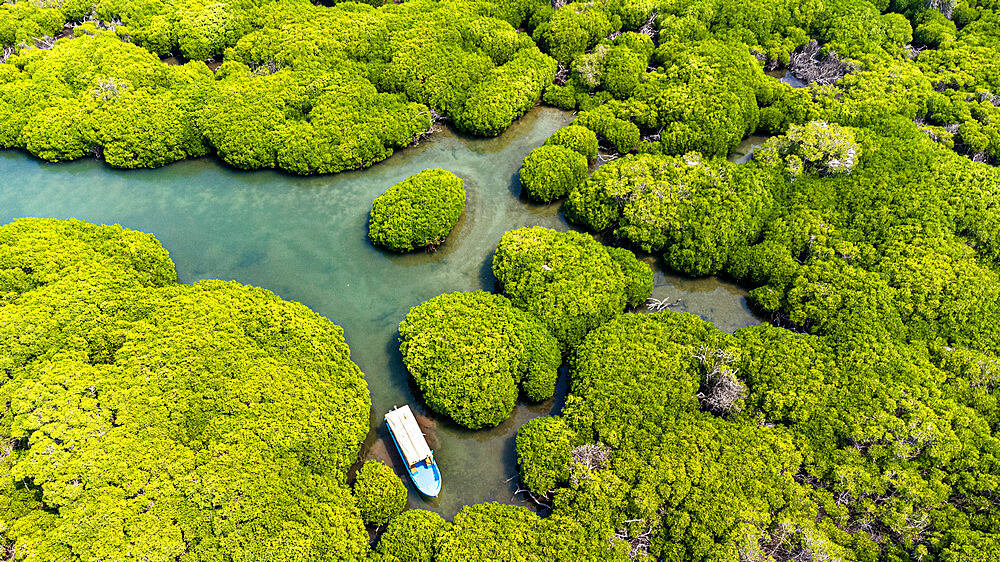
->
385, 405, 442, 497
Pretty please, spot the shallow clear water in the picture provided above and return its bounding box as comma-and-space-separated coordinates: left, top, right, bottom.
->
1, 106, 759, 516
766, 68, 809, 89
728, 134, 773, 164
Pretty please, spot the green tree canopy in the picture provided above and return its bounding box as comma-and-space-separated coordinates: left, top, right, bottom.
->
566, 153, 776, 276
492, 227, 653, 350
398, 290, 560, 429
0, 218, 372, 561
519, 144, 588, 203
369, 168, 466, 252
353, 460, 407, 526
544, 124, 599, 161
375, 509, 447, 562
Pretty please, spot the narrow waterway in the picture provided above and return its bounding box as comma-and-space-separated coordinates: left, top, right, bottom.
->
1, 105, 760, 516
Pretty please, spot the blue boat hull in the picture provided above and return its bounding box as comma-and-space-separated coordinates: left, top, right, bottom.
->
388, 425, 442, 497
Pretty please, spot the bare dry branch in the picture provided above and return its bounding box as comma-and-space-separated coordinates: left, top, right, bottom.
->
693, 345, 746, 417
789, 41, 852, 85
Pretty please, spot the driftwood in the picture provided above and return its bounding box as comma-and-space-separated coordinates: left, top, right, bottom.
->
646, 296, 681, 312
788, 41, 851, 86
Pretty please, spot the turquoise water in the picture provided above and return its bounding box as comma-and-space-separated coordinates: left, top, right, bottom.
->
1, 106, 759, 516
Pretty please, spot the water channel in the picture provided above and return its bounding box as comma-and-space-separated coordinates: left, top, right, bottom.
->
0, 106, 761, 516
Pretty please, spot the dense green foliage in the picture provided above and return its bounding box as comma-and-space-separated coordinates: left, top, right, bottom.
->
375, 509, 448, 562
515, 19, 1000, 555
0, 0, 558, 172
756, 120, 860, 179
353, 460, 407, 526
573, 107, 641, 154
0, 218, 372, 561
368, 168, 465, 252
549, 313, 810, 561
606, 246, 655, 307
544, 124, 599, 161
397, 290, 560, 429
515, 416, 577, 495
7, 0, 1000, 557
432, 502, 630, 561
492, 227, 653, 350
519, 144, 588, 202
0, 2, 64, 53
505, 3, 1000, 558
511, 305, 1000, 560
729, 121, 1000, 352
566, 153, 776, 276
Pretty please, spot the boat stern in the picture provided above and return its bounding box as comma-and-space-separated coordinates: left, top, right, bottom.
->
410, 457, 442, 497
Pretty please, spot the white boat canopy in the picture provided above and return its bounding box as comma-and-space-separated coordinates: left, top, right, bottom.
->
385, 405, 432, 466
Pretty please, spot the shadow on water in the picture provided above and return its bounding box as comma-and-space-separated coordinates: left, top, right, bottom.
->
479, 249, 498, 293
508, 170, 524, 200
0, 104, 763, 517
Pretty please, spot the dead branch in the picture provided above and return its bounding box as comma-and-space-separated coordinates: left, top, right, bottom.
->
789, 41, 852, 86
613, 520, 655, 560
513, 488, 553, 509
638, 12, 658, 43
646, 297, 681, 312
596, 147, 623, 163
903, 44, 925, 60
977, 91, 1000, 107
32, 36, 56, 50
572, 443, 611, 471
92, 78, 128, 102
570, 443, 611, 484
553, 64, 570, 86
927, 0, 955, 19
251, 58, 282, 76
693, 345, 746, 417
